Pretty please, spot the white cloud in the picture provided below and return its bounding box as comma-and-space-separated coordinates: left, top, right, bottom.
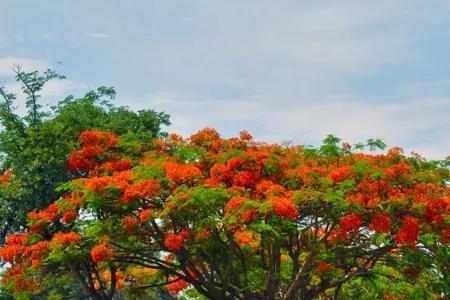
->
0, 57, 50, 76
40, 80, 84, 98
83, 32, 110, 39
134, 93, 449, 160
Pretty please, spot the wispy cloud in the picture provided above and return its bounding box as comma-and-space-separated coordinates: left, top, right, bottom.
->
82, 32, 110, 39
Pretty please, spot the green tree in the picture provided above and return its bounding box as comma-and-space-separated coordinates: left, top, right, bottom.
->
0, 67, 170, 244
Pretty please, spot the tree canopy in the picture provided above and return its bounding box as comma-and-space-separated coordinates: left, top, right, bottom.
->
0, 127, 448, 299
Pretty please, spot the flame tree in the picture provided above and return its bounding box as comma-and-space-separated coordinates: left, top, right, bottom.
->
0, 128, 448, 299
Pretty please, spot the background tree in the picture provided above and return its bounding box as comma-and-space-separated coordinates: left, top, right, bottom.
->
1, 128, 448, 299
0, 67, 170, 245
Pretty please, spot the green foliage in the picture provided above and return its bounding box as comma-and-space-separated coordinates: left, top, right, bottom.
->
320, 134, 341, 157
366, 138, 387, 151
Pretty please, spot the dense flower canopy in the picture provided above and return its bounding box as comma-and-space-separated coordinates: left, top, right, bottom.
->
0, 128, 449, 299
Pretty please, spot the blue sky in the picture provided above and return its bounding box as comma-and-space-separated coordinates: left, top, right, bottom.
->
0, 0, 449, 158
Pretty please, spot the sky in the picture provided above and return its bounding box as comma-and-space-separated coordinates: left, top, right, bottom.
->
0, 0, 449, 159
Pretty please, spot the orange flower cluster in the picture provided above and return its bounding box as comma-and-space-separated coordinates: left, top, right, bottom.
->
327, 215, 363, 243
205, 149, 271, 189
224, 196, 245, 213
369, 213, 391, 233
189, 127, 221, 148
139, 208, 153, 223
328, 165, 352, 182
209, 163, 233, 184
164, 230, 190, 252
66, 130, 122, 173
234, 230, 260, 249
80, 170, 135, 193
340, 214, 362, 233
51, 232, 82, 245
79, 130, 119, 148
121, 216, 139, 232
28, 203, 58, 223
0, 233, 50, 271
0, 233, 29, 263
167, 277, 189, 294
233, 170, 262, 188
226, 157, 245, 171
424, 196, 448, 226
162, 161, 203, 185
395, 216, 420, 248
255, 180, 285, 198
28, 194, 82, 231
61, 210, 77, 224
316, 261, 333, 274
239, 130, 253, 141
99, 159, 133, 173
0, 170, 11, 185
224, 196, 257, 223
382, 162, 411, 180
270, 196, 298, 220
122, 179, 161, 203
28, 204, 59, 232
24, 241, 50, 268
91, 244, 113, 263
288, 165, 327, 186
66, 146, 102, 172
